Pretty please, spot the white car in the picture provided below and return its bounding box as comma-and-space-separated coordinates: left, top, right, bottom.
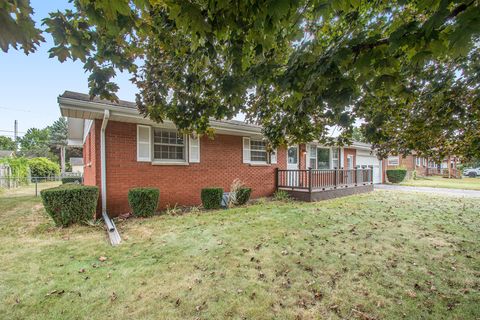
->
463, 167, 480, 177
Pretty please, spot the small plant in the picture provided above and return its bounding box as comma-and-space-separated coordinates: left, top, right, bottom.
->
386, 169, 407, 183
40, 184, 99, 227
128, 188, 159, 217
236, 188, 252, 205
412, 170, 418, 180
166, 204, 182, 215
61, 176, 82, 184
227, 179, 244, 207
189, 206, 201, 214
273, 190, 291, 201
201, 187, 223, 209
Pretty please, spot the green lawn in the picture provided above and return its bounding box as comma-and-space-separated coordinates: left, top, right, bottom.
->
401, 176, 480, 190
1, 191, 479, 319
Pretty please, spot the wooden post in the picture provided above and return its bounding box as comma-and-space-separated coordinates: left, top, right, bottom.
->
447, 155, 451, 179
275, 168, 279, 190
308, 168, 312, 193
334, 168, 337, 187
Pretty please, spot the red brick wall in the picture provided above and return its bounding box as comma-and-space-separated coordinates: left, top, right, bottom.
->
84, 120, 287, 216
383, 155, 429, 182
343, 148, 356, 168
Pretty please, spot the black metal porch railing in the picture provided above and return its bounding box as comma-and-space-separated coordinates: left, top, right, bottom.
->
276, 168, 373, 191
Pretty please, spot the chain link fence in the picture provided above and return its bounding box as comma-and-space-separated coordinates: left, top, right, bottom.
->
0, 174, 83, 198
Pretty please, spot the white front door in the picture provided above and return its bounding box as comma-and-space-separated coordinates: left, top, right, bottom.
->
287, 145, 299, 186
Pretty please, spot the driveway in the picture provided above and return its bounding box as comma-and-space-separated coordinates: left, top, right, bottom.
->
375, 184, 480, 198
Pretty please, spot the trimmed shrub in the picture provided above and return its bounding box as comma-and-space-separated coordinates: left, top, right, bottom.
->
386, 169, 407, 183
235, 187, 252, 205
28, 157, 60, 177
62, 176, 83, 184
40, 184, 99, 227
128, 188, 159, 217
201, 188, 223, 209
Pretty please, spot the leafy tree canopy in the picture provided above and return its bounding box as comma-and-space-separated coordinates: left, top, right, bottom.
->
49, 117, 68, 147
2, 1, 479, 159
0, 0, 44, 53
18, 127, 51, 158
0, 136, 16, 150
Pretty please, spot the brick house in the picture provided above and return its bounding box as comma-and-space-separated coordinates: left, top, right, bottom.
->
60, 91, 383, 217
383, 154, 453, 181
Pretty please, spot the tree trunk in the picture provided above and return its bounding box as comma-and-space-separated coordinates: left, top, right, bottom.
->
60, 146, 66, 173
447, 155, 451, 179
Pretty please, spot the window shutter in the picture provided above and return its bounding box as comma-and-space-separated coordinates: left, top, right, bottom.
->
242, 137, 251, 163
189, 135, 200, 163
137, 125, 151, 162
270, 148, 277, 164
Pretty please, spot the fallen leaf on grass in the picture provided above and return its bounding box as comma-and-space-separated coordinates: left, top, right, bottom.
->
99, 256, 107, 262
46, 290, 65, 297
406, 290, 417, 298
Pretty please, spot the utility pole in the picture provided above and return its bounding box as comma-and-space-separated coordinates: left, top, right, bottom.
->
13, 120, 18, 152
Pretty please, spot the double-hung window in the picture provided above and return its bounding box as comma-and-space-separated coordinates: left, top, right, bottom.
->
308, 145, 331, 169
416, 157, 421, 166
250, 139, 268, 163
332, 148, 339, 169
387, 156, 399, 166
153, 128, 186, 162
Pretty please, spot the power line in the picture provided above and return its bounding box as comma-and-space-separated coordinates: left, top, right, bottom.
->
0, 129, 27, 134
0, 106, 32, 113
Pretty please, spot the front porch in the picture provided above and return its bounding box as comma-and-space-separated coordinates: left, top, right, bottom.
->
276, 168, 374, 201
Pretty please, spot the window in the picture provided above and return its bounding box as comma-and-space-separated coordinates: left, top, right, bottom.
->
347, 155, 354, 169
332, 148, 339, 169
423, 158, 427, 166
153, 128, 185, 161
416, 157, 421, 166
308, 145, 316, 168
287, 146, 298, 164
251, 139, 267, 162
308, 145, 333, 169
388, 156, 399, 166
317, 148, 330, 169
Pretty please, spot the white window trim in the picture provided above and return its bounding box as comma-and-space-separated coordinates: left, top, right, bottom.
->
346, 155, 354, 169
332, 147, 339, 169
188, 135, 200, 163
270, 148, 277, 164
416, 156, 421, 166
388, 156, 400, 166
249, 138, 269, 165
152, 127, 188, 165
137, 125, 151, 162
308, 144, 335, 170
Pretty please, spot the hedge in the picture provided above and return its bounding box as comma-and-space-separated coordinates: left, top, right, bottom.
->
61, 176, 83, 184
201, 188, 223, 209
128, 188, 159, 217
28, 157, 60, 177
40, 184, 99, 227
386, 169, 407, 183
235, 187, 252, 205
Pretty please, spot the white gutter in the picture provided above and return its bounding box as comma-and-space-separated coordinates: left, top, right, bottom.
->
99, 110, 121, 246
58, 96, 263, 135
100, 110, 109, 214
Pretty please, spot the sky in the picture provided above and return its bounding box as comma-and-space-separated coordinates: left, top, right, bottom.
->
0, 0, 137, 139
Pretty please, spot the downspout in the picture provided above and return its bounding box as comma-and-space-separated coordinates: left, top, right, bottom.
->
100, 110, 121, 246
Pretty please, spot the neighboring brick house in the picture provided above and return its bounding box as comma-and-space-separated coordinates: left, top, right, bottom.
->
382, 154, 452, 182
60, 91, 383, 217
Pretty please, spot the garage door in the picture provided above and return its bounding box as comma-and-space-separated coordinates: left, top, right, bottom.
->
356, 151, 382, 184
